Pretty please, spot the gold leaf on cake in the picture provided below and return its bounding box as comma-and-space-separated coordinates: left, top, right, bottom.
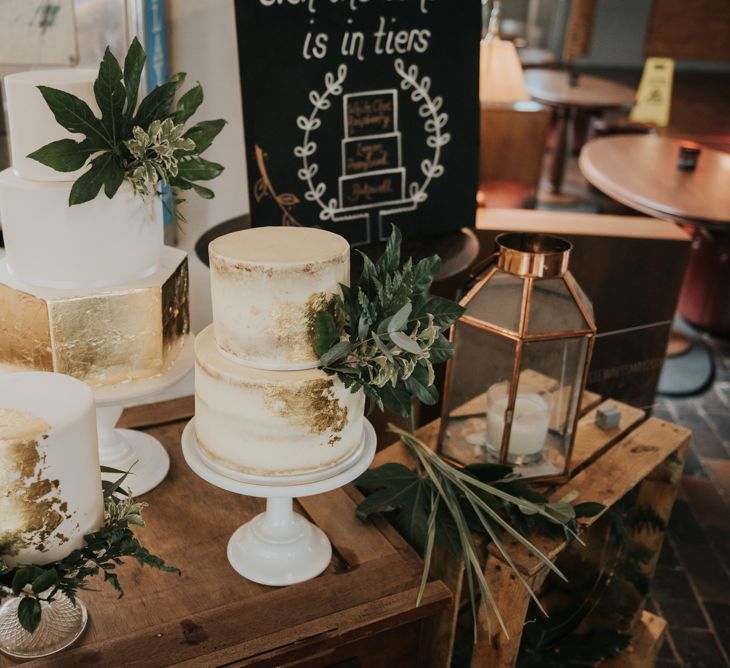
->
0, 408, 72, 555
265, 378, 348, 445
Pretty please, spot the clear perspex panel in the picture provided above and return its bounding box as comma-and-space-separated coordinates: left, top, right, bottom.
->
526, 277, 590, 335
463, 269, 525, 333
508, 337, 589, 477
440, 321, 517, 466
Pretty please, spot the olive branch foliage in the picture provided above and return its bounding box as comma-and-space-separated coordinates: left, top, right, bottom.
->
312, 226, 603, 639
0, 467, 179, 634
313, 225, 463, 417
27, 38, 225, 209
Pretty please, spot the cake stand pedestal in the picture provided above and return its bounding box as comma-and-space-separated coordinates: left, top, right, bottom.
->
93, 334, 194, 498
181, 418, 376, 586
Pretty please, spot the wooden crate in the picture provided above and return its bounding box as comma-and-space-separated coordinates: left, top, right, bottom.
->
373, 396, 690, 668
1, 398, 450, 668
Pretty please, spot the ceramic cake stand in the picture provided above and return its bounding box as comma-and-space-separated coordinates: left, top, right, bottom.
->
93, 334, 194, 497
181, 418, 376, 586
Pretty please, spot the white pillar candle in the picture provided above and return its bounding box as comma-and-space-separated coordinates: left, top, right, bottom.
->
0, 372, 104, 567
487, 391, 550, 458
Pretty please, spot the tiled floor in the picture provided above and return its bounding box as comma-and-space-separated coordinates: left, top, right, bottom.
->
651, 331, 730, 668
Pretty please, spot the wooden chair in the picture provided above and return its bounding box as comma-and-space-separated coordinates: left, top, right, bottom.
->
478, 101, 551, 209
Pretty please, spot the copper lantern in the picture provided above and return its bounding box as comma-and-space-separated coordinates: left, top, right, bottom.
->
438, 233, 596, 480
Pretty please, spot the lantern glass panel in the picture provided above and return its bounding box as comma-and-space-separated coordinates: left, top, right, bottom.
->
463, 269, 524, 333
440, 322, 516, 466
510, 336, 590, 476
526, 277, 590, 334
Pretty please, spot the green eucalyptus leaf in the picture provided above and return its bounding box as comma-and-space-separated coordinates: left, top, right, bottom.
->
27, 138, 88, 172
372, 332, 395, 362
389, 330, 422, 355
18, 597, 42, 634
387, 301, 412, 333
313, 310, 338, 357
176, 157, 224, 181
37, 85, 110, 146
183, 119, 226, 154
173, 83, 203, 124
320, 340, 352, 367
94, 47, 125, 144
31, 567, 59, 594
123, 36, 146, 118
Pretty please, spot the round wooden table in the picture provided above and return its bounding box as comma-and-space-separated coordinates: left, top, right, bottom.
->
524, 69, 636, 195
580, 134, 730, 334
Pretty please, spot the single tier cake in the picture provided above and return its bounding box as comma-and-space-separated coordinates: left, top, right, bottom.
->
0, 372, 104, 567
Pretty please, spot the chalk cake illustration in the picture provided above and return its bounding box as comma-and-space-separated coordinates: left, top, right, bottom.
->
253, 60, 450, 245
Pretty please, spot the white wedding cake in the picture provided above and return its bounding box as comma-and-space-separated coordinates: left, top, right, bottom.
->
0, 70, 189, 386
0, 372, 104, 567
1, 70, 163, 289
195, 227, 365, 476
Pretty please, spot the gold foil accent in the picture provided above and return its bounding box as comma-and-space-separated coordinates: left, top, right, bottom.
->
0, 409, 70, 556
0, 285, 53, 371
267, 291, 335, 363
265, 378, 348, 445
0, 258, 189, 386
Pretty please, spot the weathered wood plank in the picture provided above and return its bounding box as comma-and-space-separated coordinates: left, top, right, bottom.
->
118, 395, 195, 429
502, 418, 691, 576
570, 399, 646, 472
1, 411, 449, 668
299, 487, 397, 566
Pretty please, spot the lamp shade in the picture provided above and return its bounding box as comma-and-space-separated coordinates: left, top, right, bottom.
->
480, 37, 529, 104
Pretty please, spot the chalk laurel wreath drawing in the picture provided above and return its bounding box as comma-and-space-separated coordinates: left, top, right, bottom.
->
253, 60, 450, 225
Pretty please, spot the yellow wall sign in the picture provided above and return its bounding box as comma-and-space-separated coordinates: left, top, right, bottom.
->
630, 58, 674, 127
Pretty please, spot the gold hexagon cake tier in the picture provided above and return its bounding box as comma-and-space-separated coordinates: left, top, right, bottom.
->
0, 247, 189, 386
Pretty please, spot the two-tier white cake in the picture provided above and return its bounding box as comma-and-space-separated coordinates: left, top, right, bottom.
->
0, 70, 189, 385
195, 227, 365, 476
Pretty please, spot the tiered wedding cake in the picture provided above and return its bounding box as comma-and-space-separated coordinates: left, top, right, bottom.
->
0, 70, 189, 386
195, 226, 365, 476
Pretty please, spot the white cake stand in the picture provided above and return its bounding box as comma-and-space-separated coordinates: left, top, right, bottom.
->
181, 418, 376, 586
93, 334, 194, 497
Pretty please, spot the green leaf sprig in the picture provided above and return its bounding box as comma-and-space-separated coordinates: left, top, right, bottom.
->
27, 37, 226, 207
357, 426, 604, 640
0, 466, 179, 634
313, 226, 465, 416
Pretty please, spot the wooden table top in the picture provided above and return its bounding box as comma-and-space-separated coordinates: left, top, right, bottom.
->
1, 398, 449, 668
579, 135, 730, 228
524, 69, 635, 109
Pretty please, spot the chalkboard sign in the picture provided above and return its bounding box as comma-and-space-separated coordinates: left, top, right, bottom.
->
235, 0, 481, 246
